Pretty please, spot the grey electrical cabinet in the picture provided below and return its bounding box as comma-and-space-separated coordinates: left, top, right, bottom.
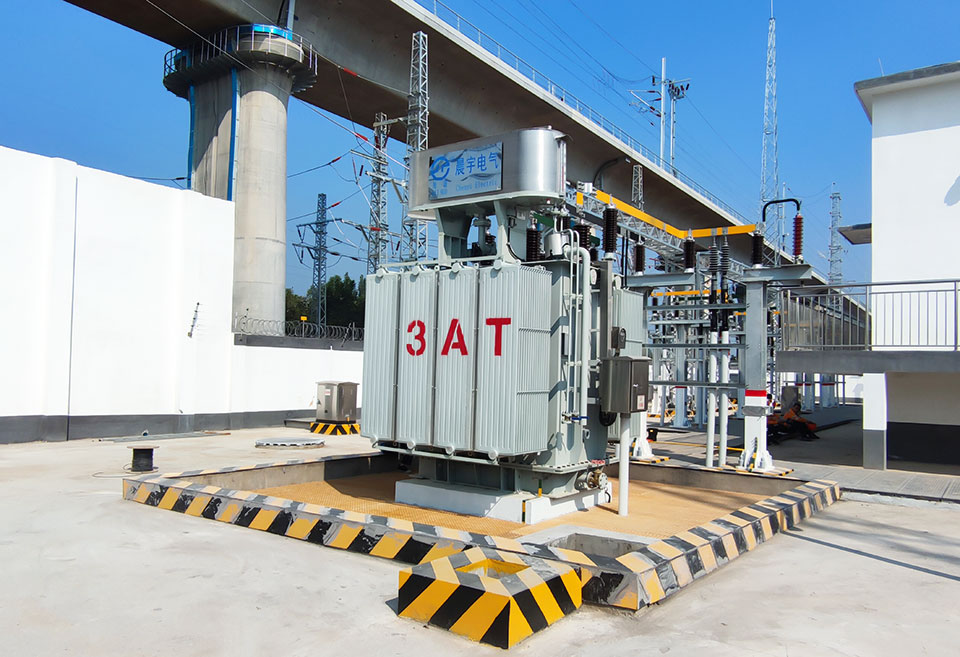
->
600, 356, 650, 414
316, 381, 358, 422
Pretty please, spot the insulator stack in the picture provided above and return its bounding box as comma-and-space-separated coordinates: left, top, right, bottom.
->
683, 239, 696, 270
557, 215, 571, 232
751, 233, 764, 266
709, 242, 719, 274
793, 213, 804, 258
635, 243, 645, 273
720, 238, 730, 274
525, 228, 541, 261
574, 223, 592, 251
602, 206, 618, 254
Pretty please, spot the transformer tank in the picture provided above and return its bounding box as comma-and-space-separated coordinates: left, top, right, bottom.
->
361, 127, 648, 521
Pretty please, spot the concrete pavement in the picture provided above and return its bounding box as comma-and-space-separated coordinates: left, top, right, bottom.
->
2, 429, 958, 656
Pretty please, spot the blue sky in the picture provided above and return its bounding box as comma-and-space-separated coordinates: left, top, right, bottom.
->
3, 0, 957, 292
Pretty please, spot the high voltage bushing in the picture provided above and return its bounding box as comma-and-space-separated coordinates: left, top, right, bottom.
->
793, 213, 804, 258
635, 243, 645, 273
602, 206, 618, 254
683, 239, 696, 270
574, 223, 592, 251
751, 233, 764, 266
708, 242, 720, 274
720, 238, 730, 274
526, 227, 542, 262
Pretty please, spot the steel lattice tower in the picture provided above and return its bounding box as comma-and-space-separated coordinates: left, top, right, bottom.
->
315, 193, 327, 327
403, 31, 429, 261
828, 183, 843, 285
759, 12, 779, 261
294, 193, 328, 326
368, 113, 389, 273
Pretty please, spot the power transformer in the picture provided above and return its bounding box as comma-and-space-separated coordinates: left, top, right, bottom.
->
361, 128, 648, 505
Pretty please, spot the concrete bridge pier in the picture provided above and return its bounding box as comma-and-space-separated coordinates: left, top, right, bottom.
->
162, 25, 319, 323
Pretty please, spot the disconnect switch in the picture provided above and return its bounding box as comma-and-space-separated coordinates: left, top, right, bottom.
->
599, 356, 651, 414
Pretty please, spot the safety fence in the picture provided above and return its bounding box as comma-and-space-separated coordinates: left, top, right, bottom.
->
163, 24, 320, 91
233, 315, 364, 341
781, 279, 960, 351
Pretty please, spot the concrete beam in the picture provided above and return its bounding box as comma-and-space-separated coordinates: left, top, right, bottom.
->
66, 0, 763, 261
776, 350, 960, 375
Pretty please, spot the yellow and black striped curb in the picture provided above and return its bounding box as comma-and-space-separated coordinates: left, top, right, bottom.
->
630, 456, 670, 464
310, 421, 360, 435
123, 466, 839, 612
123, 475, 477, 565
516, 480, 841, 609
398, 547, 583, 649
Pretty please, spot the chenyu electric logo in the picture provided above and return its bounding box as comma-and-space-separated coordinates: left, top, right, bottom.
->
427, 142, 503, 201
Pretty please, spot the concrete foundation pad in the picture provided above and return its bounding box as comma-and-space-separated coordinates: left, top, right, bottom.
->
394, 478, 610, 524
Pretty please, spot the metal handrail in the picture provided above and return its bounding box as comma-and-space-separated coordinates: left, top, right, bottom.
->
234, 315, 364, 341
411, 0, 749, 224
780, 279, 960, 351
163, 24, 320, 88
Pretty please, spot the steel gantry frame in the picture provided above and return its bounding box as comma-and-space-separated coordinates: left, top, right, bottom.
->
759, 11, 779, 262
402, 30, 429, 261
829, 183, 843, 286
294, 193, 329, 327
368, 112, 390, 274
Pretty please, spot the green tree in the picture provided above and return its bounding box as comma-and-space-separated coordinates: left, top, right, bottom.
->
285, 288, 309, 322
285, 275, 366, 327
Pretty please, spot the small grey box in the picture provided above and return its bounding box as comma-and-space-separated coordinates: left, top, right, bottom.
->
781, 385, 799, 410
600, 356, 651, 414
316, 381, 358, 422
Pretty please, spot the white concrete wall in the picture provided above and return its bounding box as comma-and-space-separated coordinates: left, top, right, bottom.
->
886, 372, 960, 426
871, 76, 960, 284
0, 150, 78, 420
869, 75, 960, 350
0, 146, 361, 440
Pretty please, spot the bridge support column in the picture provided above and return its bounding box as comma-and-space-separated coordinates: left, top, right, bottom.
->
163, 26, 318, 324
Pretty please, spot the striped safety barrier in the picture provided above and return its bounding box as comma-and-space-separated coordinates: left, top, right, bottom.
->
398, 546, 583, 648
310, 421, 360, 435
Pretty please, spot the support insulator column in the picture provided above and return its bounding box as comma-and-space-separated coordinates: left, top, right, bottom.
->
603, 206, 618, 255
751, 233, 764, 266
525, 227, 541, 262
793, 213, 804, 259
683, 239, 696, 270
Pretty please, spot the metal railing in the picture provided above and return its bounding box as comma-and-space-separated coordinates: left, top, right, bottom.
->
234, 315, 364, 341
411, 0, 749, 224
781, 279, 960, 351
163, 24, 320, 92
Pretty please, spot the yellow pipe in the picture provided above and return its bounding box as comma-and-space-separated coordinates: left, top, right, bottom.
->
575, 188, 757, 242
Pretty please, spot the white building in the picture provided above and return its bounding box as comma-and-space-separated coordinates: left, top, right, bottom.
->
854, 62, 960, 468
0, 146, 362, 443
777, 62, 960, 469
